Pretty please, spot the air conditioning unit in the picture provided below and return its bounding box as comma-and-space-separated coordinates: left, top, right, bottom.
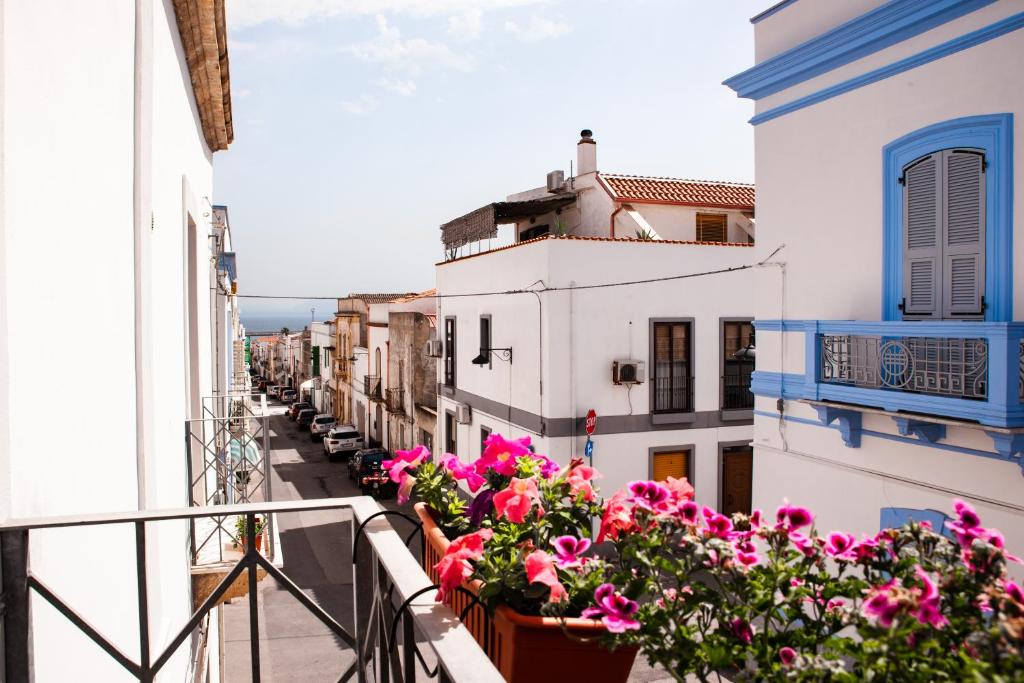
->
425, 339, 443, 357
456, 403, 472, 424
612, 360, 645, 385
546, 170, 565, 193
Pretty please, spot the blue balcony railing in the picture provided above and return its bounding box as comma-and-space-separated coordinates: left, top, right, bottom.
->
804, 321, 1024, 428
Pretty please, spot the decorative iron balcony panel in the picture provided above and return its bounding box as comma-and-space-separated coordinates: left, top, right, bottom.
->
799, 320, 1024, 428
386, 388, 405, 414
364, 374, 381, 398
820, 334, 988, 400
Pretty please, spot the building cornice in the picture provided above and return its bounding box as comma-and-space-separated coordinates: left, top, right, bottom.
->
172, 0, 233, 151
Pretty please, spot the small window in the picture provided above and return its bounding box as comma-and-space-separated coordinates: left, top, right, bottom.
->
480, 425, 491, 455
445, 411, 457, 455
479, 315, 491, 369
444, 317, 456, 387
722, 320, 754, 410
520, 224, 550, 241
652, 321, 692, 413
696, 213, 728, 243
421, 429, 433, 452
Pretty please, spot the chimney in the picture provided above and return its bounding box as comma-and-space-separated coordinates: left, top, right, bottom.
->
577, 129, 596, 176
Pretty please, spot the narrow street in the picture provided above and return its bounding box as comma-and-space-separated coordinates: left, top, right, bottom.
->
223, 405, 413, 681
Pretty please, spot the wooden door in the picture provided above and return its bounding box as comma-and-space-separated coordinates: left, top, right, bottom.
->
652, 451, 689, 482
721, 446, 753, 516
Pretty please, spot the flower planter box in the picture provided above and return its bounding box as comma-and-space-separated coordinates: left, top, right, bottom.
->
415, 503, 637, 683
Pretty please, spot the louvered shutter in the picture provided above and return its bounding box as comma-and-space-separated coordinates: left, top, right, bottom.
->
942, 150, 985, 318
902, 153, 941, 319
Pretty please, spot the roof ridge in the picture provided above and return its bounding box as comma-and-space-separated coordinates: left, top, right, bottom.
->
601, 172, 754, 187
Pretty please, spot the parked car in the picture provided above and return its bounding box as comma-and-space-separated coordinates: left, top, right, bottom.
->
295, 408, 316, 427
349, 448, 395, 497
267, 385, 280, 398
309, 414, 337, 441
287, 402, 311, 420
257, 380, 268, 392
323, 426, 363, 460
280, 388, 297, 404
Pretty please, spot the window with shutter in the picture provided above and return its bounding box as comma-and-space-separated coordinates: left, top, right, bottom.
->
696, 213, 728, 242
901, 148, 985, 320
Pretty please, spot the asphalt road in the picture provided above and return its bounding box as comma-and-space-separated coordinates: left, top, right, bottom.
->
222, 404, 413, 682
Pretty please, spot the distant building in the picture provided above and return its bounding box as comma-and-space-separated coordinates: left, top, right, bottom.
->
388, 291, 440, 453
725, 1, 1024, 551
436, 131, 757, 501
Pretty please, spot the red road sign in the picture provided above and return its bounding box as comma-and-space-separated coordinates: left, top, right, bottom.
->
585, 409, 597, 436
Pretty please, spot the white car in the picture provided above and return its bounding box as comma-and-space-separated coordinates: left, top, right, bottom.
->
323, 425, 363, 460
309, 414, 337, 442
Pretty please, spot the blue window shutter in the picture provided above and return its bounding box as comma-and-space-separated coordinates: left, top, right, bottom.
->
879, 507, 953, 539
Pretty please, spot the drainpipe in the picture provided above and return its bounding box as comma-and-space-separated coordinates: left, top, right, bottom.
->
132, 0, 153, 509
609, 204, 623, 239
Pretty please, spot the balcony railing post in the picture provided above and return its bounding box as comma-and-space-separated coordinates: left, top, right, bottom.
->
1, 529, 31, 682
135, 522, 151, 682
988, 325, 1024, 417
246, 513, 261, 682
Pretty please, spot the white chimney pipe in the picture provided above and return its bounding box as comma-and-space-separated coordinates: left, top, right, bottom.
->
577, 129, 596, 176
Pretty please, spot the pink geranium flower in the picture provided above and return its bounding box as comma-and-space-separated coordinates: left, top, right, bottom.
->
730, 618, 754, 644
913, 566, 947, 628
597, 490, 636, 543
434, 529, 493, 601
566, 465, 601, 501
863, 580, 901, 627
582, 584, 640, 633
776, 502, 814, 532
779, 647, 797, 667
663, 476, 694, 504
733, 538, 761, 567
678, 500, 699, 525
493, 477, 542, 523
440, 453, 486, 492
703, 506, 735, 540
524, 550, 566, 602
627, 480, 672, 512
1003, 579, 1024, 605
474, 433, 532, 476
825, 532, 858, 561
552, 536, 591, 568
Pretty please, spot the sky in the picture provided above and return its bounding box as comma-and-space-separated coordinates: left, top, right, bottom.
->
216, 0, 767, 317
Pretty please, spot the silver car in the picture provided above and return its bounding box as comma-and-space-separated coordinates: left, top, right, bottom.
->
309, 414, 337, 442
323, 425, 363, 460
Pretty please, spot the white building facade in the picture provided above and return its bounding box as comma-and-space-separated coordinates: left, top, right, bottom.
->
0, 0, 233, 679
435, 133, 758, 503
726, 0, 1024, 556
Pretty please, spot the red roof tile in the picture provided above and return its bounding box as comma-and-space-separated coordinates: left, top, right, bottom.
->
347, 292, 418, 305
601, 174, 755, 209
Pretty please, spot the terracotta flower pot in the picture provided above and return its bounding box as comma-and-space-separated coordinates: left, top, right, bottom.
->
414, 503, 637, 683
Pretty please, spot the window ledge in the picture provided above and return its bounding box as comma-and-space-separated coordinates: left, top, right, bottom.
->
651, 412, 697, 426
720, 409, 754, 422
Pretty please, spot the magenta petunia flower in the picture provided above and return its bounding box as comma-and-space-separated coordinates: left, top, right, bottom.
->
627, 480, 671, 511
582, 584, 640, 633
440, 453, 486, 492
775, 502, 813, 531
524, 550, 566, 603
863, 580, 901, 627
433, 529, 493, 602
474, 433, 532, 476
913, 566, 947, 628
678, 500, 699, 525
703, 506, 735, 540
551, 535, 591, 569
779, 647, 797, 667
493, 477, 543, 523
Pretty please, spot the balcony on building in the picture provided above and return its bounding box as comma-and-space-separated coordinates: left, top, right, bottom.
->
386, 387, 405, 414
364, 374, 381, 399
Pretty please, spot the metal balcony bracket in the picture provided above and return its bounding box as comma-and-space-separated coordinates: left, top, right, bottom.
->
984, 431, 1024, 475
813, 405, 862, 448
892, 417, 946, 444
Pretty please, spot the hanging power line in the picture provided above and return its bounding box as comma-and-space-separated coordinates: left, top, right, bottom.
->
235, 245, 786, 302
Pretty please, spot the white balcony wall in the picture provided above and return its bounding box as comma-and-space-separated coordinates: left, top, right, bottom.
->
1, 1, 220, 678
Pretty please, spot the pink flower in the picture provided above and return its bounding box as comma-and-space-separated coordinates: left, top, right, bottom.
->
530, 453, 561, 479
566, 465, 601, 501
663, 476, 694, 504
1004, 579, 1024, 605
493, 477, 542, 523
397, 473, 416, 505
434, 529, 493, 602
733, 538, 761, 567
597, 490, 636, 543
863, 580, 901, 627
825, 532, 858, 561
627, 480, 671, 512
552, 536, 591, 569
440, 454, 486, 492
789, 532, 816, 557
475, 434, 532, 477
750, 509, 763, 528
383, 445, 428, 484
730, 618, 754, 644
677, 500, 699, 525
703, 507, 735, 540
913, 566, 947, 628
776, 502, 813, 531
524, 550, 566, 603
779, 647, 797, 667
582, 584, 640, 633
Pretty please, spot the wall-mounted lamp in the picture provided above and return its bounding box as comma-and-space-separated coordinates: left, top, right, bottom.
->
472, 347, 513, 365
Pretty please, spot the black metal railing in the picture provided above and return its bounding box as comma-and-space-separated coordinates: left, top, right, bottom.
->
365, 375, 382, 399
386, 388, 405, 414
0, 498, 502, 682
722, 361, 755, 410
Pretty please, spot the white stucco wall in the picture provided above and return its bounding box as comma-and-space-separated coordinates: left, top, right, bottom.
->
747, 4, 1024, 567
1, 1, 218, 678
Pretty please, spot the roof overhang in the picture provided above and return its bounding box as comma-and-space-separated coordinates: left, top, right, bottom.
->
171, 0, 233, 151
440, 195, 576, 250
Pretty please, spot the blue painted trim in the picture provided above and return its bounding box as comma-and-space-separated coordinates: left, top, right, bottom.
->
880, 508, 955, 538
750, 371, 805, 399
882, 114, 1014, 322
813, 405, 863, 447
753, 319, 812, 332
729, 0, 994, 99
753, 410, 1023, 469
750, 0, 800, 25
749, 12, 1024, 125
893, 417, 946, 443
